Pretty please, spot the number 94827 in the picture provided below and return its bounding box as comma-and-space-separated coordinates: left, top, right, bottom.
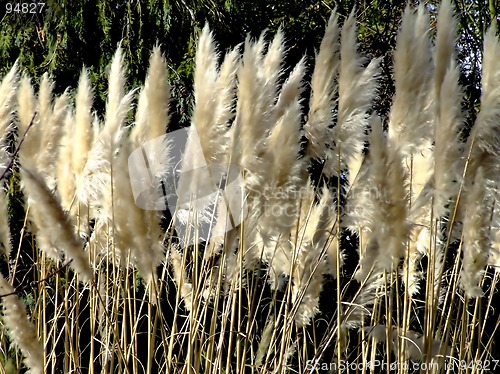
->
5, 2, 45, 14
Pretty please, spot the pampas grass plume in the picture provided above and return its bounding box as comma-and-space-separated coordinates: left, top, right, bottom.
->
335, 10, 379, 176
55, 111, 77, 210
460, 167, 490, 298
16, 76, 37, 162
0, 274, 44, 374
21, 166, 94, 282
389, 4, 434, 154
434, 0, 457, 100
469, 24, 500, 161
214, 45, 239, 138
304, 10, 340, 160
131, 46, 170, 147
36, 90, 68, 183
433, 62, 463, 216
230, 34, 271, 175
191, 25, 229, 164
0, 190, 11, 257
0, 62, 18, 142
36, 73, 53, 152
356, 116, 409, 279
71, 68, 94, 178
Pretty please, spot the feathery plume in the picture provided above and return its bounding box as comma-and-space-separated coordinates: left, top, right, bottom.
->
389, 5, 435, 298
292, 187, 339, 326
434, 0, 457, 103
36, 90, 68, 184
257, 63, 305, 283
230, 33, 278, 177
21, 165, 94, 282
389, 4, 434, 155
56, 111, 77, 210
112, 137, 164, 279
432, 0, 462, 217
304, 10, 340, 160
356, 116, 409, 280
390, 4, 435, 204
0, 62, 18, 145
177, 28, 237, 251
266, 59, 306, 195
0, 190, 11, 257
0, 274, 44, 374
78, 47, 135, 206
402, 225, 430, 295
245, 57, 307, 284
213, 45, 239, 147
459, 25, 500, 292
36, 73, 53, 151
467, 24, 500, 178
491, 230, 500, 270
331, 10, 379, 177
259, 28, 286, 113
273, 55, 305, 122
343, 149, 373, 253
0, 65, 18, 257
131, 46, 170, 147
106, 46, 126, 132
16, 76, 37, 162
460, 167, 491, 298
292, 240, 326, 327
130, 47, 171, 211
71, 69, 94, 180
191, 24, 225, 164
433, 63, 463, 217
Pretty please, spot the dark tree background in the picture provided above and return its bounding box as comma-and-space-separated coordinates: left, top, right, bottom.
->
1, 0, 497, 127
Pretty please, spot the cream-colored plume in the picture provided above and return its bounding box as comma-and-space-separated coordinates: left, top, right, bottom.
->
304, 10, 340, 161
36, 90, 68, 184
0, 274, 44, 374
330, 10, 379, 178
16, 75, 37, 163
0, 64, 18, 258
78, 46, 135, 208
355, 116, 409, 281
460, 167, 491, 298
389, 4, 434, 155
21, 165, 94, 283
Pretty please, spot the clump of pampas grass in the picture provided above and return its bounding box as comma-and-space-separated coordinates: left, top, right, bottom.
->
0, 1, 499, 372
